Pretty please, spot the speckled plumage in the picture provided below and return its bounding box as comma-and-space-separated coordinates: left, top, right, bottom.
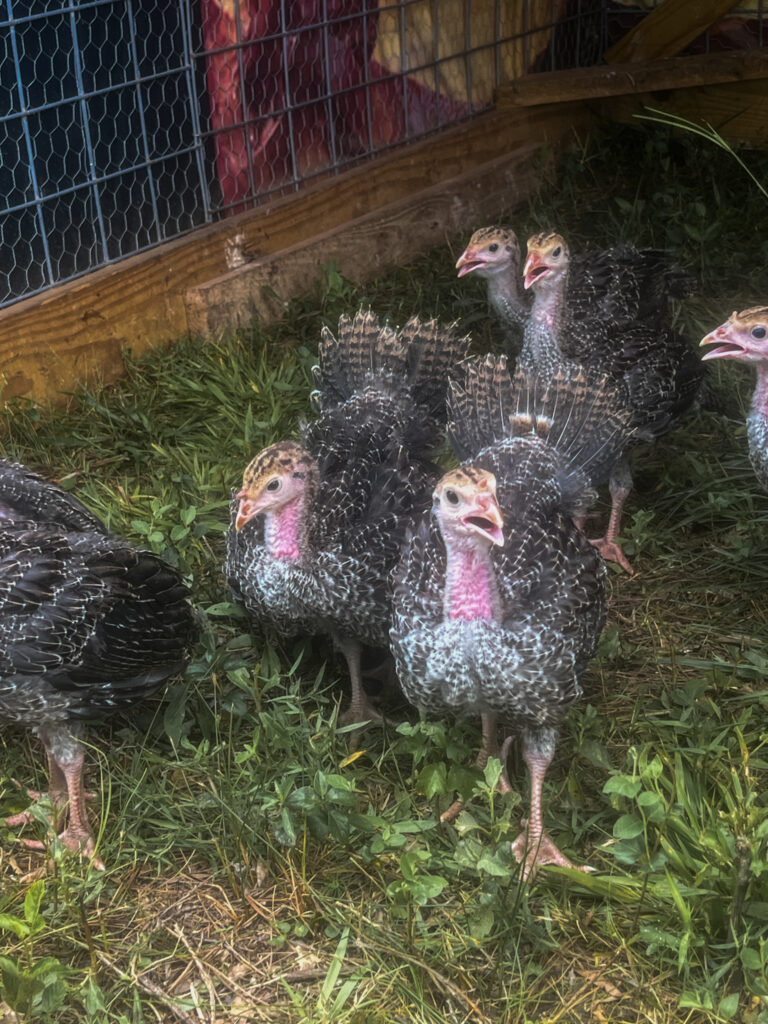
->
0, 459, 197, 865
226, 310, 469, 723
390, 357, 633, 874
701, 306, 768, 491
391, 359, 627, 723
520, 231, 702, 569
523, 230, 692, 351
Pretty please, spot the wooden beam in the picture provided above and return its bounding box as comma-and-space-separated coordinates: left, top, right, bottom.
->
0, 99, 593, 405
185, 146, 548, 338
502, 50, 768, 107
605, 0, 738, 64
600, 79, 768, 146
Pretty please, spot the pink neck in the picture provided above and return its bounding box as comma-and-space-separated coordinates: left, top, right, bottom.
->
530, 273, 564, 330
443, 538, 500, 622
752, 363, 768, 417
264, 496, 305, 561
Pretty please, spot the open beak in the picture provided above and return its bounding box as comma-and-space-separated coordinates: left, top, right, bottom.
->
235, 491, 264, 531
463, 493, 504, 546
700, 322, 750, 361
456, 247, 484, 277
523, 251, 549, 289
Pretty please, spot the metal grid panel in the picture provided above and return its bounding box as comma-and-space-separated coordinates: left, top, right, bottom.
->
0, 0, 208, 309
1, 0, 766, 310
190, 0, 604, 217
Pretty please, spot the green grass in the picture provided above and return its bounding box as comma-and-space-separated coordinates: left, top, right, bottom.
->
2, 121, 768, 1022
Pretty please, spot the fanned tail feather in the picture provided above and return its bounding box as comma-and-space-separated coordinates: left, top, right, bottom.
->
448, 355, 635, 482
311, 310, 406, 412
311, 309, 470, 420
399, 315, 471, 418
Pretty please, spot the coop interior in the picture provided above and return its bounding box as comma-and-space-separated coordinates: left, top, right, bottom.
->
1, 1, 768, 1022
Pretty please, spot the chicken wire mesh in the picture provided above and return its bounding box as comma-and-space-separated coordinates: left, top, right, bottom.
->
1, 0, 765, 311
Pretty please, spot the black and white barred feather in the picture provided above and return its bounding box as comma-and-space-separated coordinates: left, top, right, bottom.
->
0, 460, 197, 729
226, 309, 470, 646
390, 358, 633, 724
522, 231, 702, 447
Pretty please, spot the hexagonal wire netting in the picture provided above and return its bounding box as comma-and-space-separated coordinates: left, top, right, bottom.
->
1, 1, 764, 310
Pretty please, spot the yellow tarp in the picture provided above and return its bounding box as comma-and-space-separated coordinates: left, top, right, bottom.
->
373, 0, 567, 104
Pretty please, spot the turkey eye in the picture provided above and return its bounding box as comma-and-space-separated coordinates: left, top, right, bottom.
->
266, 479, 281, 492
551, 246, 561, 258
488, 243, 499, 253
752, 326, 767, 339
444, 489, 459, 505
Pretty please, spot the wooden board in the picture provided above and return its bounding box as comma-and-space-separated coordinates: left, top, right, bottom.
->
0, 100, 593, 406
600, 79, 768, 146
503, 50, 768, 107
185, 147, 548, 338
605, 0, 739, 63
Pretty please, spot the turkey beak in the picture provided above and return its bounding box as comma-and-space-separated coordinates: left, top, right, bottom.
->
235, 491, 262, 531
464, 492, 504, 546
699, 318, 747, 361
456, 247, 479, 277
523, 251, 548, 289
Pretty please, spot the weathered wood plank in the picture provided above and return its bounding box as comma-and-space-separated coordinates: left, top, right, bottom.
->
185, 146, 548, 338
600, 79, 768, 146
502, 50, 768, 107
0, 99, 593, 405
605, 0, 738, 64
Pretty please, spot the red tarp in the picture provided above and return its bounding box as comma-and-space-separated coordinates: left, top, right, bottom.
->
200, 0, 472, 213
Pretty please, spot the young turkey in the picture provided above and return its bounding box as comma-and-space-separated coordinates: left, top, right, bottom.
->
700, 306, 768, 490
520, 230, 702, 571
455, 226, 530, 353
390, 356, 634, 877
0, 460, 197, 868
226, 309, 469, 729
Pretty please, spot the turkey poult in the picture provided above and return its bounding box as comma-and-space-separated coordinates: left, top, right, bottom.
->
521, 230, 702, 572
700, 307, 768, 490
226, 309, 469, 728
455, 226, 530, 351
390, 356, 634, 878
0, 460, 197, 869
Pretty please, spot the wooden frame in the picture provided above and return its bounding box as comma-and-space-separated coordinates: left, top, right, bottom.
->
1, 0, 766, 406
0, 100, 592, 405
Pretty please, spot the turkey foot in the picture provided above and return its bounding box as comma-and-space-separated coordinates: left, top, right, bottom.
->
21, 825, 104, 870
511, 819, 592, 880
8, 750, 105, 870
5, 778, 96, 828
441, 716, 512, 822
339, 697, 384, 729
590, 535, 633, 574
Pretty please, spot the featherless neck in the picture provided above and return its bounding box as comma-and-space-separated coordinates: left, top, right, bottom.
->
747, 366, 768, 491
487, 271, 525, 324
442, 534, 501, 622
521, 275, 567, 378
751, 363, 768, 419
529, 271, 566, 332
264, 495, 308, 561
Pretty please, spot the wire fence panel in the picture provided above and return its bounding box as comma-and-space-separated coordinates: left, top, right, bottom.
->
0, 0, 209, 310
191, 0, 587, 217
1, 0, 766, 310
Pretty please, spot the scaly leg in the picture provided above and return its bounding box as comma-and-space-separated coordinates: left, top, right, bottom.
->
336, 636, 384, 729
589, 454, 633, 574
8, 728, 104, 870
511, 728, 591, 880
441, 713, 512, 822
5, 749, 70, 828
